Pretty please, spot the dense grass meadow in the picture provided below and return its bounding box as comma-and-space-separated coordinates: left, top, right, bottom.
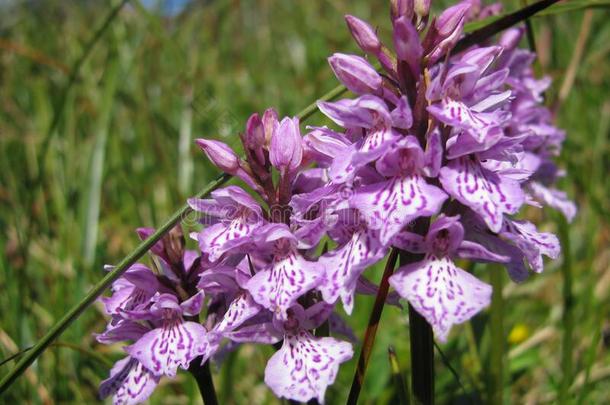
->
0, 0, 609, 403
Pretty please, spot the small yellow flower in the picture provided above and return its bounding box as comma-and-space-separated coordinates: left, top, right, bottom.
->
508, 324, 530, 345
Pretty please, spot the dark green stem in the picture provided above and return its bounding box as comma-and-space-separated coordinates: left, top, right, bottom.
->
347, 249, 399, 404
453, 0, 560, 54
408, 304, 434, 405
189, 359, 219, 405
488, 266, 504, 405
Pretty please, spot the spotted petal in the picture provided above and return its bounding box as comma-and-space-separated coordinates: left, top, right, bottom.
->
246, 253, 323, 319
440, 157, 524, 233
389, 256, 492, 342
350, 176, 447, 245
318, 230, 387, 313
527, 182, 577, 223
427, 99, 506, 143
99, 357, 159, 405
127, 321, 209, 377
214, 293, 262, 334
193, 217, 259, 262
264, 330, 353, 403
501, 219, 560, 273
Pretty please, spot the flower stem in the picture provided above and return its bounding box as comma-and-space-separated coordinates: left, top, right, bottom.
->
453, 0, 560, 54
408, 304, 434, 405
347, 248, 399, 404
188, 358, 219, 405
488, 266, 504, 405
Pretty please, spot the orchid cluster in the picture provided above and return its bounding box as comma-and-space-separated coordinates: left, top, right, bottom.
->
96, 0, 575, 403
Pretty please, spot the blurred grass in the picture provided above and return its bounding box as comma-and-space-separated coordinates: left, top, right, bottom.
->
0, 0, 609, 404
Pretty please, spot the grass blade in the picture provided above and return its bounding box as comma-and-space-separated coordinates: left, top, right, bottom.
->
558, 216, 574, 405
82, 55, 119, 267
388, 346, 410, 405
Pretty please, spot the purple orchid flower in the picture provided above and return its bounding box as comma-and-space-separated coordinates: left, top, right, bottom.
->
99, 356, 160, 405
246, 223, 324, 319
319, 209, 388, 313
125, 293, 209, 378
188, 185, 264, 262
389, 215, 507, 341
350, 136, 448, 245
264, 304, 353, 404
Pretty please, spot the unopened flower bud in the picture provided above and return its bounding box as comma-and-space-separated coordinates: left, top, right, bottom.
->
414, 0, 430, 20
196, 139, 240, 173
245, 113, 266, 165
328, 53, 382, 95
269, 117, 303, 172
436, 1, 470, 36
393, 16, 423, 77
426, 1, 471, 63
262, 108, 279, 145
345, 15, 381, 54
391, 0, 414, 22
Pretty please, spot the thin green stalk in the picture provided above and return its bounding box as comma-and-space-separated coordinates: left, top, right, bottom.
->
347, 249, 399, 404
0, 341, 113, 369
488, 266, 505, 405
558, 216, 573, 405
388, 346, 410, 405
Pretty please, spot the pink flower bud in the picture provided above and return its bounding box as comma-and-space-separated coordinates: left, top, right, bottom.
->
269, 117, 303, 172
391, 0, 414, 22
436, 1, 470, 36
425, 0, 471, 63
345, 15, 381, 54
195, 139, 239, 173
262, 108, 279, 145
245, 113, 265, 147
328, 53, 382, 95
414, 0, 430, 19
393, 16, 423, 77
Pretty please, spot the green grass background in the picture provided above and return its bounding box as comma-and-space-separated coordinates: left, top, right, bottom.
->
0, 0, 609, 403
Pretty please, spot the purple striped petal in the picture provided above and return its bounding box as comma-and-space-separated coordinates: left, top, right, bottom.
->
246, 253, 323, 319
350, 176, 447, 245
501, 219, 560, 273
318, 230, 387, 313
264, 330, 353, 403
439, 157, 524, 233
389, 256, 492, 342
427, 99, 506, 144
127, 321, 208, 377
527, 182, 577, 223
214, 293, 262, 333
99, 357, 159, 405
